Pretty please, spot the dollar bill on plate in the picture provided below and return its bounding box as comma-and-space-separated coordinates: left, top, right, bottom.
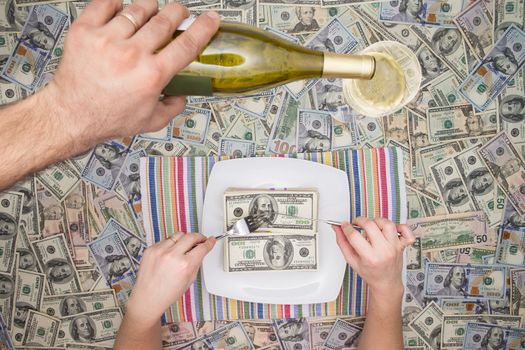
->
0, 191, 22, 273
273, 318, 310, 350
32, 234, 81, 294
429, 156, 477, 213
42, 290, 117, 318
408, 301, 443, 350
459, 25, 525, 111
440, 299, 489, 314
87, 230, 136, 286
161, 322, 197, 348
441, 314, 522, 348
427, 104, 497, 144
510, 268, 525, 316
54, 308, 122, 347
424, 262, 507, 299
454, 0, 493, 61
296, 109, 331, 153
462, 322, 525, 350
224, 188, 318, 233
323, 318, 362, 350
495, 227, 525, 266
224, 234, 318, 272
478, 131, 525, 215
0, 5, 67, 91
21, 310, 60, 347
407, 211, 488, 251
81, 140, 131, 191
219, 137, 256, 158
171, 106, 212, 145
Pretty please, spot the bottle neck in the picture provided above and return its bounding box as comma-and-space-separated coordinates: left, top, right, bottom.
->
322, 52, 376, 80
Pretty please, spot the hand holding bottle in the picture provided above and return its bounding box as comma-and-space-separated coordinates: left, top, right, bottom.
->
45, 0, 219, 149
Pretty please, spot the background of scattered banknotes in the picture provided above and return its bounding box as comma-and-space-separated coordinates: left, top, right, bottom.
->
0, 0, 524, 348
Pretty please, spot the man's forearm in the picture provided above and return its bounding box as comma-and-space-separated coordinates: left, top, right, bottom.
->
0, 87, 89, 191
358, 287, 404, 350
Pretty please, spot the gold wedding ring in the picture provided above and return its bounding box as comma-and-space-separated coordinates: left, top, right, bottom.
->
118, 11, 140, 32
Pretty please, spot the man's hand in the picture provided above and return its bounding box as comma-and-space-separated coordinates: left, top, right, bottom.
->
332, 217, 415, 297
47, 0, 219, 150
126, 233, 215, 327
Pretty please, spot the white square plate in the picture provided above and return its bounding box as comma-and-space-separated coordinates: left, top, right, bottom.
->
201, 157, 350, 305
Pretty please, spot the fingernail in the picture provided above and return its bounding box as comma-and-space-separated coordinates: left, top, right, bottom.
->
206, 11, 220, 20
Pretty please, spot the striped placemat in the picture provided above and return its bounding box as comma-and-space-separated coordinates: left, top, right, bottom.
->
140, 147, 406, 322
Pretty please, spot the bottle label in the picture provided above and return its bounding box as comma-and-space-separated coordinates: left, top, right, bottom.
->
162, 75, 214, 96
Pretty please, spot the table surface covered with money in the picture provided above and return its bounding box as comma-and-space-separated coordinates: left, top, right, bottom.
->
0, 0, 524, 348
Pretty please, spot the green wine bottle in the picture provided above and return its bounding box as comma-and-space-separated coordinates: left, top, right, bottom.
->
163, 21, 376, 97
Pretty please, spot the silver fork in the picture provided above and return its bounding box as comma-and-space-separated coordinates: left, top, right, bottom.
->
215, 213, 267, 240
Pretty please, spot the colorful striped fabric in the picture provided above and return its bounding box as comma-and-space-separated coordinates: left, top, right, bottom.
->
140, 147, 406, 322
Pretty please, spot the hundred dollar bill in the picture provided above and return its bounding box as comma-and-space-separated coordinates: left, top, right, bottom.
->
410, 26, 468, 80
454, 0, 493, 61
81, 140, 131, 191
234, 95, 275, 120
225, 234, 318, 272
176, 0, 220, 8
478, 132, 525, 215
428, 71, 468, 106
430, 157, 477, 213
54, 308, 122, 346
331, 114, 359, 150
459, 25, 525, 111
0, 271, 15, 330
1, 5, 67, 91
462, 322, 525, 350
240, 321, 279, 349
497, 67, 524, 145
493, 0, 525, 43
380, 0, 463, 27
267, 93, 299, 154
273, 318, 309, 350
190, 8, 245, 23
118, 149, 145, 208
323, 318, 362, 350
407, 211, 488, 251
510, 268, 525, 316
0, 191, 21, 273
65, 344, 112, 350
101, 219, 145, 264
440, 299, 489, 314
441, 314, 522, 348
171, 106, 212, 145
0, 32, 27, 104
408, 301, 443, 350
21, 310, 60, 347
424, 263, 507, 299
308, 317, 339, 350
219, 138, 256, 158
63, 181, 90, 267
161, 322, 197, 348
408, 111, 430, 177
11, 269, 45, 344
418, 141, 462, 186
36, 180, 69, 246
453, 145, 501, 226
32, 234, 81, 294
264, 25, 300, 44
36, 161, 80, 201
223, 113, 256, 141
10, 178, 39, 240
0, 312, 13, 350
495, 227, 525, 266
87, 231, 136, 286
42, 290, 117, 318
265, 5, 334, 34
427, 104, 497, 144
0, 0, 29, 32
93, 191, 143, 237
224, 189, 318, 233
296, 109, 331, 153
